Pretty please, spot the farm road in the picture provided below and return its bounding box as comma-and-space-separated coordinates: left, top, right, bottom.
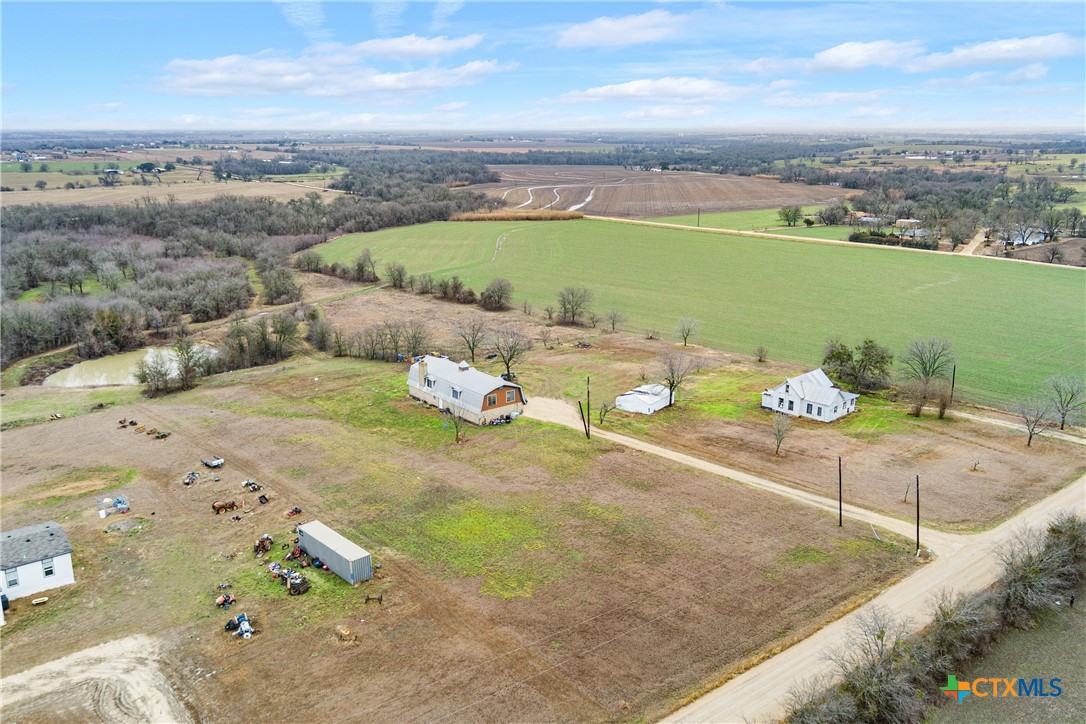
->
521, 397, 1086, 723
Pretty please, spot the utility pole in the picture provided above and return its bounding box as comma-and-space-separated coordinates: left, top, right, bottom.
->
915, 474, 921, 555
697, 208, 701, 227
949, 364, 957, 404
586, 375, 591, 439
838, 456, 843, 527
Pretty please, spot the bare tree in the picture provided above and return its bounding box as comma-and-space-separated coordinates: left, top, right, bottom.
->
901, 337, 956, 384
755, 345, 769, 363
1047, 373, 1084, 430
556, 286, 593, 325
772, 412, 791, 455
444, 402, 467, 444
660, 353, 695, 407
401, 319, 430, 357
677, 318, 698, 346
491, 325, 533, 377
538, 327, 553, 349
454, 315, 489, 362
521, 299, 533, 316
1042, 243, 1065, 264
1015, 398, 1053, 447
384, 262, 408, 289
598, 401, 615, 425
604, 309, 625, 332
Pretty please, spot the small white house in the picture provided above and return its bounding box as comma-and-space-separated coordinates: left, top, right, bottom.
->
615, 384, 672, 415
761, 368, 858, 423
407, 355, 525, 425
1, 521, 75, 601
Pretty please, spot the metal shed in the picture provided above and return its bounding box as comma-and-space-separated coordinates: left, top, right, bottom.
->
297, 521, 373, 585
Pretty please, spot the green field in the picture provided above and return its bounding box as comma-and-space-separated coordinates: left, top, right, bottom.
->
650, 207, 854, 241
312, 219, 1085, 408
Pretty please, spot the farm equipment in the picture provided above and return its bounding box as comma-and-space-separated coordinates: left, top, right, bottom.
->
225, 612, 254, 639
253, 534, 273, 558
202, 456, 225, 468
215, 593, 236, 609
287, 575, 311, 596
211, 500, 239, 514
242, 480, 262, 492
183, 471, 200, 486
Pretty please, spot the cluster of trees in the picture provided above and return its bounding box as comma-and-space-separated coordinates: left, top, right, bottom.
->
820, 336, 954, 417
1014, 373, 1085, 446
786, 512, 1086, 724
211, 155, 328, 181
135, 336, 212, 397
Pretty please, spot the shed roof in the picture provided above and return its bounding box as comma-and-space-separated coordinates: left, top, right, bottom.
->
1, 521, 73, 569
297, 521, 370, 562
617, 384, 670, 402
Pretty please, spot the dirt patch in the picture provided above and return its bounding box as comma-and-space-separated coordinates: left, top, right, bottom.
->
0, 635, 191, 723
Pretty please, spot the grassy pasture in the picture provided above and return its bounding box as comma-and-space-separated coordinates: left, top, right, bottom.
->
650, 206, 855, 240
313, 219, 1085, 408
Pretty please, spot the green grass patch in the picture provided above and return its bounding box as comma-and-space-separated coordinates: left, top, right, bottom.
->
16, 277, 113, 302
0, 386, 142, 430
650, 205, 826, 230
369, 493, 575, 598
311, 219, 1085, 409
19, 465, 137, 508
781, 544, 837, 566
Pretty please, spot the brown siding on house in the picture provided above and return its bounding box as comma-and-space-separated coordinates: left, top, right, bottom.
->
480, 385, 523, 411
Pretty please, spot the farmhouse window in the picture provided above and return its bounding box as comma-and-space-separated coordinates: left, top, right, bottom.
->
505, 390, 516, 403
787, 401, 794, 411
817, 406, 823, 416
487, 394, 497, 407
834, 406, 838, 414
806, 403, 813, 414
451, 388, 461, 400
42, 558, 54, 577
424, 377, 434, 389
778, 398, 784, 408
5, 569, 17, 587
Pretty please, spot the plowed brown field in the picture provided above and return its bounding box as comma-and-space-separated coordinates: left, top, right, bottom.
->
481, 165, 844, 218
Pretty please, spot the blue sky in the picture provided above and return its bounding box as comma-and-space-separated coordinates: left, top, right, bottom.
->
2, 1, 1083, 131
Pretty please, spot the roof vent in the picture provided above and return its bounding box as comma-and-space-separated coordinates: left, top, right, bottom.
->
458, 361, 469, 371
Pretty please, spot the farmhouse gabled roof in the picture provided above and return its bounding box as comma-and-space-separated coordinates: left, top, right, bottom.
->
1, 521, 73, 569
416, 355, 519, 397
773, 368, 859, 406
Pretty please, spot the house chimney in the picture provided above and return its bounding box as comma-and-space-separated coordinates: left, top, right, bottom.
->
418, 357, 428, 384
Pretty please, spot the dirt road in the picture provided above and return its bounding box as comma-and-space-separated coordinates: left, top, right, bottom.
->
521, 397, 1086, 722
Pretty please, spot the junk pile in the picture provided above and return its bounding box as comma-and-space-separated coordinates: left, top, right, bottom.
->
267, 561, 311, 595
285, 506, 303, 518
96, 493, 131, 519
183, 471, 200, 486
242, 480, 262, 492
225, 612, 254, 639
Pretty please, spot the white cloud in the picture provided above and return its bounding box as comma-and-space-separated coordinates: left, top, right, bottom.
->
435, 101, 467, 111
1003, 63, 1049, 83
431, 1, 464, 30
371, 2, 407, 35
908, 33, 1081, 72
276, 1, 331, 44
741, 57, 804, 75
623, 105, 711, 120
561, 77, 753, 104
556, 10, 686, 49
160, 51, 510, 98
764, 89, 886, 108
767, 79, 800, 91
811, 40, 924, 72
337, 34, 484, 60
923, 71, 994, 88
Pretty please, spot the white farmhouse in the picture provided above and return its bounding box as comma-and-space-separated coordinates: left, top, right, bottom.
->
615, 384, 671, 415
407, 355, 525, 425
761, 368, 858, 423
1, 521, 75, 601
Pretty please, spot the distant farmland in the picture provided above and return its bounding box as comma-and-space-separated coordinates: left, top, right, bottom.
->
478, 166, 844, 218
313, 219, 1086, 408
